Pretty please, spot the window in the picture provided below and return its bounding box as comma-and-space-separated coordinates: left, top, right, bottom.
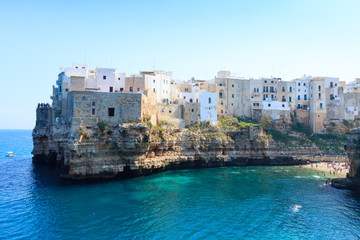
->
282, 104, 285, 107
282, 87, 285, 92
103, 75, 106, 80
298, 82, 300, 86
298, 104, 301, 109
289, 86, 292, 92
304, 94, 307, 100
232, 94, 234, 98
303, 104, 308, 109
320, 103, 323, 109
289, 97, 292, 102
66, 88, 68, 92
208, 98, 211, 103
153, 79, 155, 83
108, 108, 115, 116
319, 93, 321, 99
120, 88, 124, 91
318, 85, 321, 91
92, 101, 95, 106
330, 94, 334, 100
153, 88, 155, 92
257, 88, 259, 92
303, 83, 306, 86
109, 87, 113, 92
184, 96, 186, 99
191, 109, 194, 113
221, 110, 223, 113
268, 104, 271, 107
335, 83, 337, 87
219, 92, 223, 99
271, 81, 274, 84
92, 109, 95, 115
264, 80, 267, 83
169, 110, 172, 113
298, 95, 300, 100
232, 84, 234, 88
254, 88, 256, 92
270, 87, 274, 92
118, 78, 121, 80
137, 88, 140, 91
59, 86, 62, 92
219, 84, 223, 86
330, 82, 333, 88
190, 98, 193, 103
221, 101, 223, 105
130, 87, 133, 92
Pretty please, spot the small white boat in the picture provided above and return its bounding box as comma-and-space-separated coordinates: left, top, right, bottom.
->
5, 152, 15, 157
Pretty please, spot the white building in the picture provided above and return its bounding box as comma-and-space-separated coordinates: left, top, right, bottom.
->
179, 79, 217, 125
126, 70, 172, 103
57, 64, 126, 98
294, 75, 311, 109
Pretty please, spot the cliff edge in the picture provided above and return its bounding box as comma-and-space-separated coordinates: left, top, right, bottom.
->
332, 128, 360, 191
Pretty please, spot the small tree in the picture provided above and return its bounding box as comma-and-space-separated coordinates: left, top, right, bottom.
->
97, 121, 106, 132
260, 116, 272, 130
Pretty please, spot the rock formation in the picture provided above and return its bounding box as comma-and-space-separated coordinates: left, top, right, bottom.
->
332, 128, 360, 191
34, 117, 339, 180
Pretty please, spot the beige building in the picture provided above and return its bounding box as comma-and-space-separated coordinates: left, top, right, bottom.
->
309, 77, 326, 132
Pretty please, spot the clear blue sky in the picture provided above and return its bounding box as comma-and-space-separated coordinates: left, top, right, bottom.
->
1, 0, 360, 129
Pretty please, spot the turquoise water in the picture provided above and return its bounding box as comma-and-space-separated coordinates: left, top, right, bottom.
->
1, 130, 360, 239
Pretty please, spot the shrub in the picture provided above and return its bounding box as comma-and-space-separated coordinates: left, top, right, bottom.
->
260, 116, 272, 130
84, 133, 91, 139
343, 119, 353, 127
97, 121, 106, 131
290, 121, 313, 137
146, 121, 153, 128
76, 127, 85, 136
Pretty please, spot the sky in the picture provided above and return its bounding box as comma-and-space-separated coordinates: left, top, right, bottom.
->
1, 0, 360, 129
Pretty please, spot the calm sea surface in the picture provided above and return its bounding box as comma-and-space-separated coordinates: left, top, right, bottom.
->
1, 129, 360, 239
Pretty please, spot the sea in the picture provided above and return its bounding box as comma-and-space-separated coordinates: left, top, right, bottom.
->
1, 129, 360, 239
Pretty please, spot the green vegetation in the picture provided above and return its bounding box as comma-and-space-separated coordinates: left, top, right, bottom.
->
84, 133, 91, 140
267, 129, 297, 143
186, 121, 215, 131
158, 120, 174, 126
259, 116, 272, 130
342, 119, 354, 127
76, 127, 85, 136
145, 121, 153, 128
290, 113, 313, 137
218, 117, 259, 130
97, 121, 106, 131
310, 131, 348, 154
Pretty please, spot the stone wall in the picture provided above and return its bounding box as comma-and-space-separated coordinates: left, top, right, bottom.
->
157, 102, 185, 127
36, 107, 53, 127
67, 91, 142, 129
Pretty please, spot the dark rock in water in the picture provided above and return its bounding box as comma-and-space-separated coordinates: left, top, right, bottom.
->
332, 128, 360, 192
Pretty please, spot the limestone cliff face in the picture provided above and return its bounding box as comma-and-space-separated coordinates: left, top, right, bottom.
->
33, 122, 312, 180
346, 128, 360, 181
331, 128, 360, 191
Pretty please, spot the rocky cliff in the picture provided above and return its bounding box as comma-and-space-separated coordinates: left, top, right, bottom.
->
33, 120, 323, 180
332, 128, 360, 191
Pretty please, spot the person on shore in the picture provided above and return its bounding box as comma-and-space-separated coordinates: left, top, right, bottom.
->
326, 179, 328, 185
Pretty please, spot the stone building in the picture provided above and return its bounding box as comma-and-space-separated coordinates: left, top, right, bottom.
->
66, 90, 157, 132
309, 77, 327, 132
